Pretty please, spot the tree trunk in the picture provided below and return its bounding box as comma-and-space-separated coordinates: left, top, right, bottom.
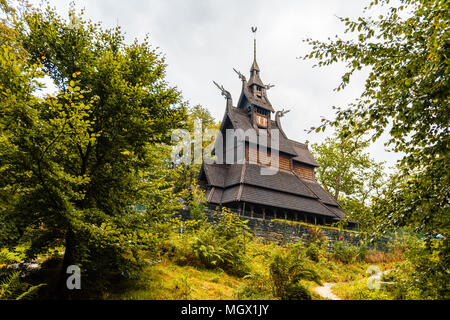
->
56, 228, 76, 299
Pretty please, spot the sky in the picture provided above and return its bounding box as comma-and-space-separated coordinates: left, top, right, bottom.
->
29, 0, 403, 170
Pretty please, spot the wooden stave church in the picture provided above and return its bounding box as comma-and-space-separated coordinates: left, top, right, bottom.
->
198, 38, 345, 226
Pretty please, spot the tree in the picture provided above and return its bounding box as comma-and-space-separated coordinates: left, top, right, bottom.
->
311, 130, 385, 201
303, 0, 449, 236
0, 3, 186, 298
303, 0, 449, 298
311, 127, 386, 231
173, 104, 219, 194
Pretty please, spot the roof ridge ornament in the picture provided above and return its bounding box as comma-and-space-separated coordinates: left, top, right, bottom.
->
213, 81, 231, 100
275, 109, 291, 139
213, 81, 233, 112
233, 68, 246, 82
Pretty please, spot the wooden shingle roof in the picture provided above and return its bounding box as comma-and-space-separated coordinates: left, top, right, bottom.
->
289, 140, 319, 167
226, 106, 296, 155
201, 163, 343, 220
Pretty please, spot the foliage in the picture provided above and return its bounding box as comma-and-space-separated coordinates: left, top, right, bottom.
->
235, 270, 273, 300
311, 128, 386, 201
310, 127, 386, 232
172, 208, 251, 276
0, 3, 186, 297
187, 181, 207, 221
389, 236, 449, 299
303, 0, 449, 299
0, 270, 46, 300
269, 245, 322, 300
305, 242, 321, 263
332, 240, 359, 264
306, 226, 326, 244
191, 227, 248, 276
0, 247, 25, 265
173, 104, 219, 193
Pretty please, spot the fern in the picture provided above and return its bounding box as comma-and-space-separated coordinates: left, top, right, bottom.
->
0, 271, 46, 300
15, 283, 46, 300
0, 249, 22, 265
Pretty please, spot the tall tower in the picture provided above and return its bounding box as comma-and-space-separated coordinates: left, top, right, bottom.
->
199, 28, 346, 226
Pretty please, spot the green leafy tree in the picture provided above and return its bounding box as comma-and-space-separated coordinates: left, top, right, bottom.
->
303, 0, 449, 298
0, 3, 186, 298
173, 104, 219, 193
311, 128, 386, 231
303, 0, 449, 236
311, 129, 385, 201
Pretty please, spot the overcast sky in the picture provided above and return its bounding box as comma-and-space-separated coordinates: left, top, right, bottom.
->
30, 0, 402, 170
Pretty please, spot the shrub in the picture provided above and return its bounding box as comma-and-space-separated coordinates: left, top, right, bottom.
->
172, 208, 251, 276
269, 249, 321, 300
305, 243, 320, 262
0, 249, 22, 265
191, 225, 249, 276
235, 271, 273, 300
393, 236, 450, 299
356, 241, 368, 261
332, 240, 358, 264
307, 227, 325, 244
0, 271, 46, 300
188, 182, 207, 222
282, 282, 312, 300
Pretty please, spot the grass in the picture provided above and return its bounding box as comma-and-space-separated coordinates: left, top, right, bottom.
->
332, 275, 397, 300
1, 236, 405, 300
104, 238, 401, 300
105, 261, 249, 300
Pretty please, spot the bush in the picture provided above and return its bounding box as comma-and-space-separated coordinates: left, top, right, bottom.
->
235, 271, 273, 300
356, 241, 368, 261
0, 249, 23, 265
0, 271, 46, 300
269, 248, 321, 300
172, 208, 251, 276
307, 227, 325, 244
332, 240, 358, 264
305, 243, 320, 262
282, 282, 312, 300
391, 236, 450, 299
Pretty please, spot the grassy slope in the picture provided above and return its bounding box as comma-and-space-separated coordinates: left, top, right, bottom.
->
106, 239, 399, 300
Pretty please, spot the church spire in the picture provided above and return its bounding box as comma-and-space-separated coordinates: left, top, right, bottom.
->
248, 27, 264, 87
235, 27, 274, 113
251, 28, 260, 72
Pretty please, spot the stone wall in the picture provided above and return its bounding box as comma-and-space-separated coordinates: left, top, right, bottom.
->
178, 209, 389, 251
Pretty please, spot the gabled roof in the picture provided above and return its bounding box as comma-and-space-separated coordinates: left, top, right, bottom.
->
238, 185, 338, 217
203, 163, 315, 199
201, 163, 343, 220
242, 164, 315, 198
239, 82, 274, 112
225, 106, 297, 155
289, 139, 319, 167
300, 178, 339, 206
